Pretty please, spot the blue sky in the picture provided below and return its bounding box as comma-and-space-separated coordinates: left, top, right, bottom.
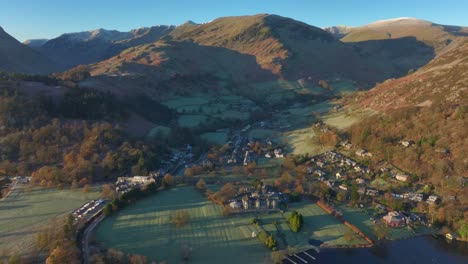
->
1, 0, 467, 41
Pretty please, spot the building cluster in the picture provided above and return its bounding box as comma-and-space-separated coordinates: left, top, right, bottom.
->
225, 135, 285, 166
115, 176, 156, 194
72, 199, 106, 222
228, 185, 283, 212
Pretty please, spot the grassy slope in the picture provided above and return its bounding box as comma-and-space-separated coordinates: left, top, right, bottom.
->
340, 18, 468, 53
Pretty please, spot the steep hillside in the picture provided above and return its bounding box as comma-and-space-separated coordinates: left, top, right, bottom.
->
37, 26, 175, 70
0, 26, 57, 74
170, 14, 398, 83
346, 40, 468, 225
339, 18, 468, 53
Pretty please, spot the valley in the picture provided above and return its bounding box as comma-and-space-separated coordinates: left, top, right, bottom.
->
0, 6, 467, 264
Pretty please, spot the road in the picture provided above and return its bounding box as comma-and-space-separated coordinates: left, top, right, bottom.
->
83, 213, 105, 264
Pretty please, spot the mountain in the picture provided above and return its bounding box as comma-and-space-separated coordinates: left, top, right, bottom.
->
323, 25, 353, 39
36, 25, 175, 70
23, 38, 48, 48
0, 26, 57, 74
334, 18, 468, 53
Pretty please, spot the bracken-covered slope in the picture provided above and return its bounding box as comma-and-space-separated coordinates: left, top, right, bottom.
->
347, 39, 468, 199
358, 39, 468, 110
0, 26, 57, 74
170, 14, 405, 84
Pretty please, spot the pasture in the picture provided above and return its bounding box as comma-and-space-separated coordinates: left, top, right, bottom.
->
200, 132, 228, 145
95, 187, 367, 263
0, 185, 101, 256
95, 187, 272, 264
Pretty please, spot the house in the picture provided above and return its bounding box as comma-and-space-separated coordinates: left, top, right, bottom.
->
316, 161, 324, 168
335, 172, 343, 179
355, 149, 367, 157
366, 189, 379, 196
396, 173, 409, 182
229, 201, 241, 209
344, 143, 353, 150
339, 185, 348, 191
400, 140, 414, 147
383, 211, 406, 227
274, 148, 284, 158
314, 170, 326, 177
426, 195, 439, 205
355, 178, 366, 185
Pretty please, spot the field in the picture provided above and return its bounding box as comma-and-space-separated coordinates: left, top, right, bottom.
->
281, 127, 333, 155
95, 187, 271, 264
162, 94, 255, 128
287, 202, 366, 247
323, 107, 377, 130
0, 185, 101, 256
200, 132, 228, 145
95, 187, 368, 263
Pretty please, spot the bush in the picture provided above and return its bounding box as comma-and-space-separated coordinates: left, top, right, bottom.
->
257, 231, 277, 250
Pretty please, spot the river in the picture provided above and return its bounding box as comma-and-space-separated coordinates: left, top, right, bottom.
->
316, 236, 467, 264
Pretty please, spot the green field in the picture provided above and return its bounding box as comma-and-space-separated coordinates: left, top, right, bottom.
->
281, 127, 333, 155
0, 185, 101, 256
95, 187, 368, 263
163, 94, 255, 127
287, 202, 367, 247
177, 114, 208, 128
200, 132, 228, 145
95, 187, 271, 264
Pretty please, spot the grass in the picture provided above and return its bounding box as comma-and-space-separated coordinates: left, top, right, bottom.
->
146, 125, 171, 139
177, 115, 208, 128
281, 127, 332, 156
0, 185, 101, 256
200, 132, 228, 145
323, 108, 377, 130
288, 202, 367, 247
95, 187, 272, 264
248, 128, 275, 139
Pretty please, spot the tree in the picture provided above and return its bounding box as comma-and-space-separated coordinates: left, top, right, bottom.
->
171, 210, 190, 228
350, 184, 359, 206
103, 204, 113, 216
184, 168, 194, 178
195, 178, 207, 192
288, 211, 303, 232
372, 220, 389, 240
344, 229, 355, 242
163, 174, 174, 188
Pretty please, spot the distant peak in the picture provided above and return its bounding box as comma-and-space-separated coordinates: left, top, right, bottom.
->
368, 17, 425, 26
183, 20, 198, 25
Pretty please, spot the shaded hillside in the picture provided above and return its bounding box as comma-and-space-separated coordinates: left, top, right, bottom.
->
339, 18, 468, 53
37, 26, 175, 70
64, 39, 275, 99
0, 26, 57, 74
